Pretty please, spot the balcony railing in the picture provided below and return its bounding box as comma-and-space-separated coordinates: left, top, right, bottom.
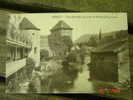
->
6, 38, 32, 48
6, 58, 26, 78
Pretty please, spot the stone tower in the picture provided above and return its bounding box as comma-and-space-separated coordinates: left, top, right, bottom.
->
48, 20, 73, 57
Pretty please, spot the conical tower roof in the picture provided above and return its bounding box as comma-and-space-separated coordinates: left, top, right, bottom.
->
51, 20, 72, 31
19, 17, 40, 30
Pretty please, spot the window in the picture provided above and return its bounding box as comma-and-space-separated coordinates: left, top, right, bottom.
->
34, 47, 37, 54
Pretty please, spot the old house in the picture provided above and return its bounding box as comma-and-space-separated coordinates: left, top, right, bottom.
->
19, 17, 40, 67
90, 49, 118, 82
48, 20, 73, 58
0, 14, 40, 92
90, 31, 130, 84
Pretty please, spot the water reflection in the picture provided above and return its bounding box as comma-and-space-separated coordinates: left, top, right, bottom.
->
67, 67, 94, 93
18, 55, 129, 93
39, 58, 115, 93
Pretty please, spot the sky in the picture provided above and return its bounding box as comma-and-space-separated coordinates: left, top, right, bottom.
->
19, 13, 128, 41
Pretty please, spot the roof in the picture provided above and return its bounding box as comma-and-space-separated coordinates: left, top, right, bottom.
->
75, 34, 91, 44
19, 17, 40, 30
91, 40, 127, 53
51, 20, 72, 31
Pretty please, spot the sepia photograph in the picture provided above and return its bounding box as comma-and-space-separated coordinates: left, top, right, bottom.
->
0, 13, 130, 93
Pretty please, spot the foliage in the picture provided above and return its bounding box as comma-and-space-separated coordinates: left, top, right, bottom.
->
88, 35, 98, 47
40, 49, 49, 60
26, 57, 35, 67
62, 50, 82, 81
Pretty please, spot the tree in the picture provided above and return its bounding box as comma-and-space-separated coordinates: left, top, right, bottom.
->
88, 35, 97, 47
40, 49, 49, 60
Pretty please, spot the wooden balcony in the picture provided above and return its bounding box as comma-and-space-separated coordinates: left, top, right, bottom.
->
6, 38, 32, 49
6, 58, 26, 78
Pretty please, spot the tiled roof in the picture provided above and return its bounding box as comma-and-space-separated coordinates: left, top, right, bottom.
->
19, 17, 40, 30
51, 20, 72, 31
91, 40, 127, 53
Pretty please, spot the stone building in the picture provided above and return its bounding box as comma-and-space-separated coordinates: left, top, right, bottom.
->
90, 49, 119, 82
90, 31, 130, 84
19, 17, 40, 67
48, 20, 73, 58
6, 15, 31, 79
0, 14, 40, 92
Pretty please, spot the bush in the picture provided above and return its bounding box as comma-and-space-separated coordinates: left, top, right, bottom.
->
26, 57, 36, 79
26, 57, 35, 67
40, 49, 49, 60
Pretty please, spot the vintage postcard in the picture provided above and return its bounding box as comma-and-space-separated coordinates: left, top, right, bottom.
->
0, 13, 130, 93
